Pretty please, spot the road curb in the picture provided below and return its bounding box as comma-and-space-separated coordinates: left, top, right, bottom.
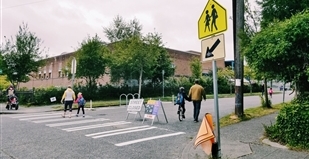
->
262, 138, 288, 149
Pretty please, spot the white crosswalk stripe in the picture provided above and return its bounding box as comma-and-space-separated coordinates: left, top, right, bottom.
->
115, 132, 186, 146
86, 125, 150, 137
46, 118, 109, 127
7, 112, 186, 147
19, 115, 62, 121
32, 117, 85, 123
63, 121, 131, 132
10, 113, 60, 118
92, 126, 157, 139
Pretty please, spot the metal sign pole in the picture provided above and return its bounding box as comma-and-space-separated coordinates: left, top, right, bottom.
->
283, 82, 286, 103
212, 60, 221, 158
159, 99, 168, 123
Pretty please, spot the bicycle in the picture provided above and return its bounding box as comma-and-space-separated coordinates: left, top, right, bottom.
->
177, 105, 184, 121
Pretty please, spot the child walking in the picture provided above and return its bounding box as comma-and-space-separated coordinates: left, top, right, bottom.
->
268, 88, 273, 98
75, 92, 86, 117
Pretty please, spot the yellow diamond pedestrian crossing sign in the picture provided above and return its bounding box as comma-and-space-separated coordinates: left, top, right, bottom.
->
198, 0, 227, 39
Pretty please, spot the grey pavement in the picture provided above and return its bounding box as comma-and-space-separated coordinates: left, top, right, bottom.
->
1, 93, 308, 159
183, 113, 309, 159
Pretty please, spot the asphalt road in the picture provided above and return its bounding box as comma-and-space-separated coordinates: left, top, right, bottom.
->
0, 92, 294, 159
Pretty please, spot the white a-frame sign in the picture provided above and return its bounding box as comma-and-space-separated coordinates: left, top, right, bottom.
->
126, 99, 144, 120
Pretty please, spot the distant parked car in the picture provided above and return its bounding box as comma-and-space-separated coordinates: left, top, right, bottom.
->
280, 86, 287, 91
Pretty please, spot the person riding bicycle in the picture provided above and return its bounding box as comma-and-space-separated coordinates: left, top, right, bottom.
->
175, 87, 191, 119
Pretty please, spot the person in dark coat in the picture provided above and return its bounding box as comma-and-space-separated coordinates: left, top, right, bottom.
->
177, 87, 191, 119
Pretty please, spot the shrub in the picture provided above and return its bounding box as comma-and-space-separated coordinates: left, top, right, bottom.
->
264, 103, 309, 149
33, 86, 64, 105
11, 76, 264, 106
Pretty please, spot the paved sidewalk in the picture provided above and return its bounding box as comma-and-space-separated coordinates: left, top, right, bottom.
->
1, 104, 308, 159
0, 103, 57, 114
184, 113, 309, 159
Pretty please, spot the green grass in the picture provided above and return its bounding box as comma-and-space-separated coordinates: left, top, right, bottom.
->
219, 103, 287, 127
146, 92, 275, 102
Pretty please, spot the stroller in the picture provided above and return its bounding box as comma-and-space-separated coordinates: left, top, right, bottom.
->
6, 94, 19, 110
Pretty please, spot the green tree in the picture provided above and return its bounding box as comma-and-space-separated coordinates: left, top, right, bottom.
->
244, 0, 261, 38
255, 0, 309, 100
218, 67, 234, 79
244, 65, 256, 94
190, 58, 202, 80
103, 15, 142, 43
244, 12, 309, 99
104, 16, 143, 84
257, 0, 309, 28
75, 35, 109, 91
0, 23, 46, 88
0, 75, 10, 91
147, 33, 174, 84
104, 16, 171, 98
242, 0, 269, 105
108, 35, 160, 98
218, 66, 234, 94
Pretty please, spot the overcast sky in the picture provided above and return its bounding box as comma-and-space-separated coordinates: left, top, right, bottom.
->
0, 0, 250, 60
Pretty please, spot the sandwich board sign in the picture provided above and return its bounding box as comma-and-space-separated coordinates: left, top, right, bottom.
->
142, 100, 168, 125
126, 99, 144, 120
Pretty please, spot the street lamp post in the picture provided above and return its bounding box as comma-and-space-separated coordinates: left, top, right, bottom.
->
13, 71, 17, 88
162, 70, 165, 98
71, 58, 76, 87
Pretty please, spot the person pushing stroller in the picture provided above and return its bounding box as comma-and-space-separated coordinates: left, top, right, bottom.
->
6, 85, 18, 110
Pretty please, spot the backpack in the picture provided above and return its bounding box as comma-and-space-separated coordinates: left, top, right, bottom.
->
78, 97, 86, 106
174, 93, 184, 105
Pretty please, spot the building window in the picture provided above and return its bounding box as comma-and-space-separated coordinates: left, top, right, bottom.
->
38, 74, 41, 79
58, 71, 61, 78
49, 63, 53, 73
58, 62, 62, 71
171, 63, 176, 68
49, 72, 52, 79
43, 73, 46, 79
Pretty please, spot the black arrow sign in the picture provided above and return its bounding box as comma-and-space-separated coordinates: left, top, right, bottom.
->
205, 39, 221, 58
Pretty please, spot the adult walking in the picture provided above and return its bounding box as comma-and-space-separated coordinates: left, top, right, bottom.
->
188, 79, 206, 123
61, 85, 76, 118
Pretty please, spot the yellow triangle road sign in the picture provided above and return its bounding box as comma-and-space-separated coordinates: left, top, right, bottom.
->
198, 0, 227, 39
